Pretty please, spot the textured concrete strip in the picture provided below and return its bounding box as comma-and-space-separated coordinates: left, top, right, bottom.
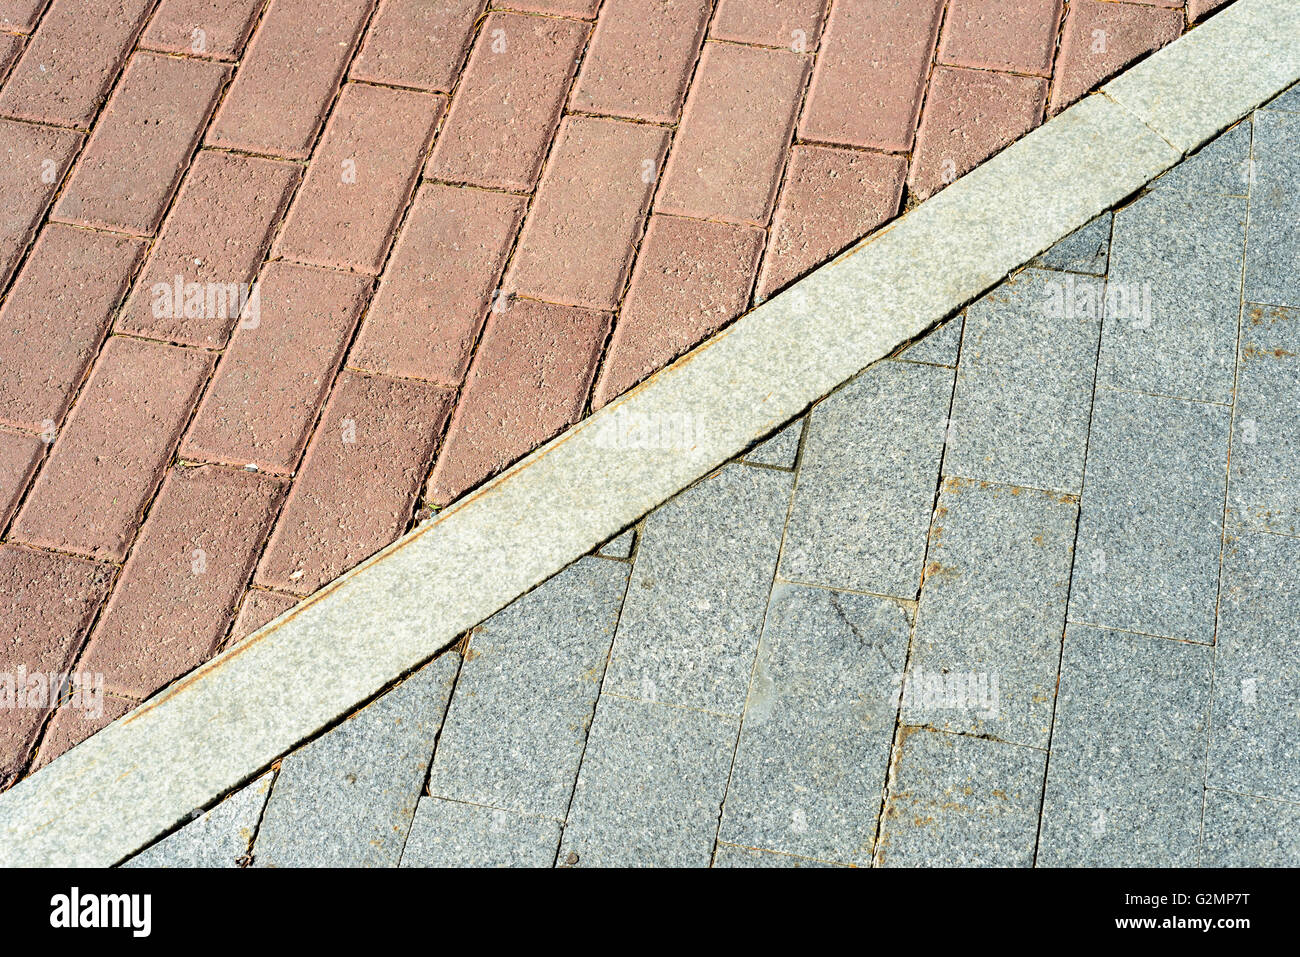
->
123, 772, 274, 868
399, 798, 560, 868
428, 558, 628, 819
1201, 790, 1300, 866
0, 83, 1209, 867
1104, 0, 1300, 154
719, 584, 909, 865
251, 654, 458, 868
877, 728, 1046, 867
1039, 625, 1212, 867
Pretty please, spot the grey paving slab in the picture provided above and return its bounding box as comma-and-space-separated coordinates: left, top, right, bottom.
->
946, 268, 1100, 493
559, 694, 737, 868
1208, 530, 1300, 803
877, 728, 1046, 868
1201, 789, 1300, 866
1031, 214, 1111, 275
251, 654, 459, 868
1039, 625, 1212, 867
428, 558, 628, 819
597, 528, 635, 559
1097, 184, 1246, 404
1262, 81, 1300, 112
1229, 305, 1300, 535
123, 772, 273, 868
1244, 110, 1300, 307
399, 797, 560, 868
1152, 119, 1252, 197
712, 843, 843, 868
1069, 388, 1231, 643
743, 419, 803, 469
904, 478, 1076, 749
603, 463, 790, 715
719, 584, 910, 865
780, 361, 953, 598
900, 315, 963, 366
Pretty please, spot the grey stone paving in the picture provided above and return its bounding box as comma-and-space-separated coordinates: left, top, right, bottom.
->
122, 98, 1299, 868
124, 772, 273, 868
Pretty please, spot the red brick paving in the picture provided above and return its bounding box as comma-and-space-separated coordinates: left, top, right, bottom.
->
0, 0, 1219, 782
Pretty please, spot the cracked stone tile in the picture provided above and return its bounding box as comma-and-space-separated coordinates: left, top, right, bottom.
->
399, 797, 560, 868
1031, 213, 1111, 275
597, 527, 635, 558
742, 418, 803, 468
123, 771, 274, 868
1243, 110, 1300, 307
1200, 790, 1300, 867
900, 314, 963, 366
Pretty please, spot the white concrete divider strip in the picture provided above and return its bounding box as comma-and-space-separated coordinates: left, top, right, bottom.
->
1, 0, 1296, 867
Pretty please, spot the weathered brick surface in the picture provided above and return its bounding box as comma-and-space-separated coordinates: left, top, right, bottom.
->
206, 0, 375, 160
0, 223, 146, 431
53, 53, 229, 236
757, 145, 906, 300
0, 33, 20, 75
351, 183, 526, 385
351, 0, 484, 92
117, 152, 300, 348
508, 116, 670, 310
225, 588, 298, 648
255, 371, 453, 596
504, 0, 599, 17
181, 263, 371, 474
0, 428, 42, 530
939, 0, 1063, 76
275, 83, 443, 274
30, 694, 133, 773
593, 214, 764, 409
76, 465, 284, 698
427, 300, 609, 505
140, 0, 266, 59
0, 543, 112, 785
426, 12, 587, 192
570, 0, 711, 124
658, 42, 808, 226
0, 0, 152, 127
0, 1, 49, 32
799, 0, 944, 151
10, 337, 212, 562
0, 119, 82, 291
1188, 0, 1232, 21
1050, 0, 1183, 115
711, 0, 827, 50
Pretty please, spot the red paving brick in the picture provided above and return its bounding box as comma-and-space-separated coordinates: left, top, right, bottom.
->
938, 0, 1063, 76
9, 336, 212, 562
1189, 0, 1232, 22
180, 263, 371, 473
0, 0, 152, 128
757, 145, 906, 301
225, 588, 299, 648
206, 0, 375, 160
592, 214, 763, 410
52, 53, 229, 236
799, 0, 944, 152
508, 116, 670, 310
658, 42, 807, 227
0, 1, 48, 32
116, 152, 300, 349
30, 693, 133, 772
0, 119, 82, 291
275, 83, 443, 274
255, 371, 453, 596
351, 183, 526, 385
76, 464, 283, 698
711, 0, 827, 50
426, 12, 587, 192
351, 0, 484, 92
570, 0, 711, 124
139, 0, 266, 59
0, 428, 42, 530
427, 300, 609, 505
0, 543, 113, 785
1049, 0, 1183, 115
0, 224, 146, 432
505, 0, 599, 18
909, 65, 1047, 201
0, 32, 20, 76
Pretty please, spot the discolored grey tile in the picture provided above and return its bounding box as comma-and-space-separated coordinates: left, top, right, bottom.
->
1208, 530, 1300, 803
900, 315, 963, 366
1038, 625, 1212, 867
1244, 110, 1300, 307
712, 843, 844, 868
1153, 119, 1252, 196
1201, 789, 1300, 867
428, 558, 629, 819
559, 695, 737, 868
603, 463, 790, 715
877, 728, 1045, 868
252, 654, 460, 868
1032, 213, 1111, 275
904, 478, 1076, 748
1069, 388, 1230, 643
742, 419, 803, 469
719, 584, 910, 865
399, 797, 560, 868
780, 361, 953, 598
946, 268, 1100, 493
124, 771, 274, 868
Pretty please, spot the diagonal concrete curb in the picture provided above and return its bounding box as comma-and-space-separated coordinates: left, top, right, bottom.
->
2, 0, 1297, 868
